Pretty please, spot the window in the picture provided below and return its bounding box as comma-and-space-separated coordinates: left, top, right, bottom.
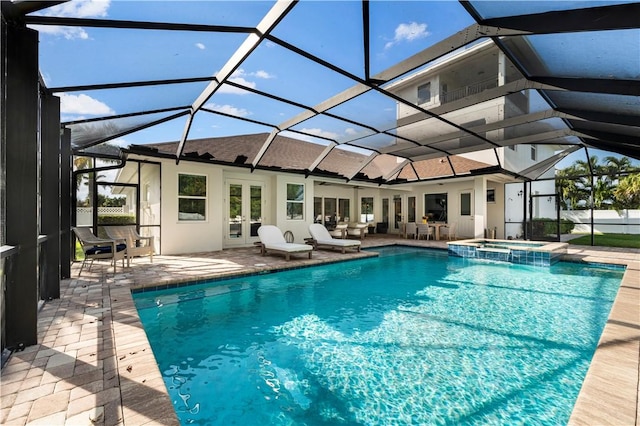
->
286, 183, 304, 220
178, 173, 207, 221
509, 144, 517, 151
360, 197, 374, 223
530, 145, 537, 161
417, 82, 431, 104
424, 193, 447, 222
487, 189, 496, 203
338, 198, 350, 222
460, 192, 471, 216
408, 196, 416, 222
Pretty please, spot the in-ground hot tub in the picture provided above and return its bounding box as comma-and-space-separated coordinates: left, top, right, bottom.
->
447, 239, 568, 267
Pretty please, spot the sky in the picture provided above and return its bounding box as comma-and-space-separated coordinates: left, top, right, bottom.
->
31, 0, 476, 148
28, 0, 639, 173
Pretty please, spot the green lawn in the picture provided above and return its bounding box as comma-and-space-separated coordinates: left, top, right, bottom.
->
568, 233, 640, 249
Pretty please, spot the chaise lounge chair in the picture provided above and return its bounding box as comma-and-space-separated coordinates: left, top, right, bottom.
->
308, 223, 361, 253
257, 225, 313, 261
72, 227, 126, 276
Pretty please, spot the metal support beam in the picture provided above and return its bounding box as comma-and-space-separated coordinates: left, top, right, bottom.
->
60, 128, 72, 278
4, 24, 39, 348
40, 92, 61, 300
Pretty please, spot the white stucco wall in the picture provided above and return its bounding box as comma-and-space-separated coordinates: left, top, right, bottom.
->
158, 159, 224, 254
125, 154, 516, 253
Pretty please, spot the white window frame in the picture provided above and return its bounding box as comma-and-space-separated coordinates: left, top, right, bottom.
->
178, 173, 207, 222
286, 183, 305, 221
530, 145, 537, 161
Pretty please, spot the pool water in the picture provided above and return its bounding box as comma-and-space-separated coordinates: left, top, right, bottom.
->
133, 247, 623, 425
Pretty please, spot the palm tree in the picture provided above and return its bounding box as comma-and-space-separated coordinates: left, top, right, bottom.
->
613, 173, 640, 209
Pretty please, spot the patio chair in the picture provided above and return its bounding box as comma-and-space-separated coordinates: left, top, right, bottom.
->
308, 223, 361, 254
405, 222, 417, 239
346, 223, 368, 239
329, 223, 348, 239
257, 225, 313, 261
105, 225, 154, 266
417, 223, 433, 240
72, 227, 126, 276
440, 222, 458, 240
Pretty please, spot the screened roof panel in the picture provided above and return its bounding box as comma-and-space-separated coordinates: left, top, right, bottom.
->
29, 1, 276, 27
189, 110, 275, 141
569, 120, 640, 138
37, 28, 247, 87
396, 146, 449, 161
270, 1, 365, 79
360, 155, 405, 181
237, 40, 360, 107
503, 30, 640, 79
469, 1, 635, 19
369, 1, 475, 76
57, 81, 208, 121
326, 90, 398, 133
202, 83, 308, 126
546, 92, 640, 116
289, 114, 376, 144
412, 157, 455, 180
316, 146, 372, 179
348, 132, 415, 152
18, 0, 640, 183
260, 136, 326, 171
66, 109, 188, 149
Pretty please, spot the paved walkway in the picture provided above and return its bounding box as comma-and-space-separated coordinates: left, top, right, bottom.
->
1, 236, 638, 425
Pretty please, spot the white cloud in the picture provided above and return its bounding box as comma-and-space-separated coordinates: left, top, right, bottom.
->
195, 43, 206, 50
33, 0, 110, 40
203, 103, 251, 117
300, 128, 339, 139
46, 0, 110, 18
385, 22, 429, 50
215, 68, 275, 94
218, 78, 256, 94
59, 93, 115, 115
253, 70, 274, 79
34, 25, 90, 40
345, 128, 358, 136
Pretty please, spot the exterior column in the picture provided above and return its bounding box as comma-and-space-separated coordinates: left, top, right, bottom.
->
41, 93, 61, 300
60, 128, 72, 278
4, 23, 39, 347
473, 176, 487, 238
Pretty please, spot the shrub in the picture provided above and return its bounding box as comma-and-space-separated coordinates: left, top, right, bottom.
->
97, 214, 135, 238
528, 218, 575, 238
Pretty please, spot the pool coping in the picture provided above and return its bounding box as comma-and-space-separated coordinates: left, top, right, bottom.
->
1, 238, 638, 425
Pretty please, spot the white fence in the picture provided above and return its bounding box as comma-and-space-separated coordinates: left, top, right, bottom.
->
562, 209, 640, 234
76, 207, 132, 226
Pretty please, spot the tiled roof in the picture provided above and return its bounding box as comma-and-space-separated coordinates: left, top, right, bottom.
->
134, 133, 494, 183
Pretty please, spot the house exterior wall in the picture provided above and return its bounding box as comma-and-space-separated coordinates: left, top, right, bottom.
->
124, 153, 513, 252
158, 158, 224, 254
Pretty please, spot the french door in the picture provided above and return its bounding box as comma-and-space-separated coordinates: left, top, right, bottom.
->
458, 190, 474, 238
225, 179, 264, 247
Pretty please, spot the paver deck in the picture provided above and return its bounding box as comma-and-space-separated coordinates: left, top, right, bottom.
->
1, 236, 638, 425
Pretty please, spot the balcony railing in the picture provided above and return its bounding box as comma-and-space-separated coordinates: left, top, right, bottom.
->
441, 78, 498, 104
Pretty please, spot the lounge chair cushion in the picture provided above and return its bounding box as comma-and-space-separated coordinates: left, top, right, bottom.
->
308, 224, 361, 253
257, 225, 313, 260
85, 243, 127, 255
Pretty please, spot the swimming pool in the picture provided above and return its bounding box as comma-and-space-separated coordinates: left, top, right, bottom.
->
133, 246, 623, 425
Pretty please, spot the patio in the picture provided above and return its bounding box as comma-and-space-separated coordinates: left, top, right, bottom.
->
1, 235, 638, 425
